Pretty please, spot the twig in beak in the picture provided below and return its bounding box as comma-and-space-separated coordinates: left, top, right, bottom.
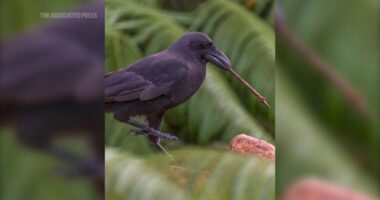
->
226, 66, 270, 109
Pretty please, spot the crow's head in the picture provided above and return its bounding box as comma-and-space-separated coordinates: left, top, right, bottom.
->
169, 32, 231, 70
169, 32, 270, 108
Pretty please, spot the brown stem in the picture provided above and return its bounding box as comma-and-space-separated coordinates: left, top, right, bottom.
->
275, 9, 371, 118
226, 67, 270, 109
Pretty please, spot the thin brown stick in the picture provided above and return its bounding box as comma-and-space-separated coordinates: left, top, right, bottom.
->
226, 67, 270, 109
275, 9, 371, 118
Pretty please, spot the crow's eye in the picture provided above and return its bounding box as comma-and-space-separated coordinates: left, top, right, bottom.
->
198, 44, 206, 49
198, 42, 212, 49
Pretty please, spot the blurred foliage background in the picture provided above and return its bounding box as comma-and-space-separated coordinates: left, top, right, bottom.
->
277, 0, 380, 198
2, 0, 378, 199
105, 0, 275, 199
1, 0, 99, 199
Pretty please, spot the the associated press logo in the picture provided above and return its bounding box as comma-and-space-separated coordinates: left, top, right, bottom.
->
40, 12, 98, 19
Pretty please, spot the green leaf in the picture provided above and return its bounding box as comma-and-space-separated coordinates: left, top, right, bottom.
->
105, 28, 142, 71
105, 0, 273, 146
106, 148, 275, 200
276, 71, 380, 198
190, 0, 275, 128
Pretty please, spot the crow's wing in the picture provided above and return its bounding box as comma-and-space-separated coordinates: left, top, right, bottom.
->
105, 57, 187, 102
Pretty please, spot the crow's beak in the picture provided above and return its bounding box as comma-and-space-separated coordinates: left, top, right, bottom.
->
206, 47, 270, 108
205, 48, 232, 70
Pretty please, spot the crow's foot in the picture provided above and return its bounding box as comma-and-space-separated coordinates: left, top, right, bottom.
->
145, 127, 178, 140
129, 128, 178, 140
129, 129, 148, 135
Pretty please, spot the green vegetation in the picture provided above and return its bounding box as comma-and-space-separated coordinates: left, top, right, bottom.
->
3, 0, 377, 199
277, 0, 380, 198
105, 0, 275, 199
0, 0, 97, 199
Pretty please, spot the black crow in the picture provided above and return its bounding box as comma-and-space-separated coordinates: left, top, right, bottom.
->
105, 32, 269, 153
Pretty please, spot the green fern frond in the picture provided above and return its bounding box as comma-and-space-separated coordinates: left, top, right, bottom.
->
105, 0, 273, 145
106, 148, 275, 200
105, 28, 142, 71
276, 71, 380, 198
191, 0, 275, 123
106, 0, 184, 54
106, 148, 189, 200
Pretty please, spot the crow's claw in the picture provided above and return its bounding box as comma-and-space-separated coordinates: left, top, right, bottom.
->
125, 119, 178, 141
129, 129, 148, 135
128, 127, 178, 140
145, 128, 178, 141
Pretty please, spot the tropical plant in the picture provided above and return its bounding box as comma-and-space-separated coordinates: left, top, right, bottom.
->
277, 0, 380, 198
105, 0, 275, 146
1, 1, 99, 200
105, 0, 276, 199
106, 148, 275, 200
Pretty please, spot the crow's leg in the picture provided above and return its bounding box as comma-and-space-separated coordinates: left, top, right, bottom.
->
127, 119, 177, 140
114, 112, 177, 140
147, 112, 177, 162
146, 112, 169, 153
